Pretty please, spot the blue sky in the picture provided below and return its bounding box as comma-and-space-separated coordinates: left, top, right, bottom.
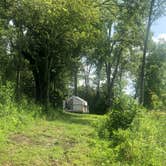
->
151, 16, 166, 40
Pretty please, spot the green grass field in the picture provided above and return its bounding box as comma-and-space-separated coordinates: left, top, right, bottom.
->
0, 111, 105, 166
0, 108, 166, 166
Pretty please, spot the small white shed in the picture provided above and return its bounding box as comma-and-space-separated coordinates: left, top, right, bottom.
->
64, 96, 89, 113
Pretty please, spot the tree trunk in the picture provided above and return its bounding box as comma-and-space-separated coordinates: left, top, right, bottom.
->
32, 58, 51, 109
32, 68, 41, 102
45, 56, 52, 111
118, 64, 123, 94
83, 63, 92, 99
16, 24, 23, 101
16, 64, 21, 100
96, 62, 102, 97
106, 62, 111, 105
74, 67, 78, 96
139, 0, 155, 105
109, 48, 122, 106
105, 24, 116, 106
22, 50, 51, 106
105, 43, 116, 106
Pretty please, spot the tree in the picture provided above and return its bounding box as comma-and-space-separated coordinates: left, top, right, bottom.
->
144, 40, 166, 109
139, 0, 166, 105
139, 0, 155, 105
8, 0, 100, 110
99, 0, 146, 107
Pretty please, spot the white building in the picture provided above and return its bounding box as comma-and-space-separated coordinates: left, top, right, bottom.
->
64, 96, 89, 113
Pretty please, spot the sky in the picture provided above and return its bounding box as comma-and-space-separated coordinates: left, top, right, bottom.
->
151, 16, 166, 42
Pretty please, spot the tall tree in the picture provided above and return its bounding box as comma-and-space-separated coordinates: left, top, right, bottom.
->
139, 0, 155, 105
100, 0, 146, 107
144, 40, 166, 109
9, 0, 100, 110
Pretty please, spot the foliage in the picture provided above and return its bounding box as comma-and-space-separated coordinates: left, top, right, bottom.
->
78, 86, 108, 114
0, 0, 166, 165
95, 108, 166, 165
0, 0, 165, 113
109, 111, 166, 165
0, 82, 42, 148
151, 92, 164, 110
98, 100, 140, 138
144, 40, 166, 109
97, 95, 142, 138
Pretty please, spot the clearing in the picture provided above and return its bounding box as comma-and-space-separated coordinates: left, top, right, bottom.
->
0, 111, 165, 166
0, 112, 104, 166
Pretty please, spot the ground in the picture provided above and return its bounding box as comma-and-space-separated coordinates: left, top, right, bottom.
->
0, 112, 103, 166
0, 111, 165, 166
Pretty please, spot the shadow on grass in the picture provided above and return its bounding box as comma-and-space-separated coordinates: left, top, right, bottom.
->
43, 109, 100, 126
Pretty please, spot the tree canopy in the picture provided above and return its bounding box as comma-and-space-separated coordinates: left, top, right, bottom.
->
0, 0, 165, 112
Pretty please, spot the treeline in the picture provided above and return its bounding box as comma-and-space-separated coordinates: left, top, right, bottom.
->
0, 0, 166, 113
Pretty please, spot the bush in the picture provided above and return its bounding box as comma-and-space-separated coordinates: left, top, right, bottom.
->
151, 92, 164, 110
111, 112, 166, 165
96, 104, 166, 165
97, 95, 142, 138
0, 81, 15, 117
0, 81, 42, 136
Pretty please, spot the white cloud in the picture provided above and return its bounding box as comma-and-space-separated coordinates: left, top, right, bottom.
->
152, 33, 166, 43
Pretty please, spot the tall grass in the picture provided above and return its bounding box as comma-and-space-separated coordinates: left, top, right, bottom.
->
96, 109, 166, 165
0, 82, 42, 149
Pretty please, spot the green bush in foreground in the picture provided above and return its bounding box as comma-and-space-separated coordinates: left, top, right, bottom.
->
97, 95, 141, 138
112, 112, 166, 165
96, 108, 166, 165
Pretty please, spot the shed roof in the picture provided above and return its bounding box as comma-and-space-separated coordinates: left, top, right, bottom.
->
69, 96, 87, 105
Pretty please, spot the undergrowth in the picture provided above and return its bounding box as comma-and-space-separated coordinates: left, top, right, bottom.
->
0, 82, 42, 149
0, 82, 165, 165
96, 109, 166, 165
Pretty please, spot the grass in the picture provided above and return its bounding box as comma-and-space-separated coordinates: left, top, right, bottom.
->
0, 109, 105, 166
0, 103, 166, 166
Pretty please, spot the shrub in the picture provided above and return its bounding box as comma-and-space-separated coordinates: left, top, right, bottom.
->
97, 95, 142, 139
151, 92, 163, 110
0, 81, 42, 135
97, 107, 166, 165
0, 81, 15, 117
112, 112, 166, 165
